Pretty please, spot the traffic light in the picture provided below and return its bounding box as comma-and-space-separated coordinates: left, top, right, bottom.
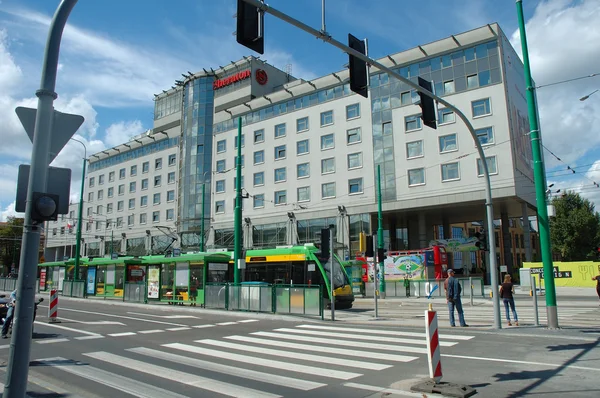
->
417, 77, 437, 130
31, 192, 59, 223
365, 235, 374, 258
475, 230, 487, 251
320, 228, 330, 260
236, 0, 264, 54
348, 33, 368, 98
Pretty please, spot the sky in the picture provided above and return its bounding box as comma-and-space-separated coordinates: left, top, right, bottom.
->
0, 0, 599, 221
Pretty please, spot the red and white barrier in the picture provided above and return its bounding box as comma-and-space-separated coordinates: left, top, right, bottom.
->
48, 289, 59, 323
425, 303, 443, 383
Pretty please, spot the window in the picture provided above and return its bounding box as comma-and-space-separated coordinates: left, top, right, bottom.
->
320, 134, 334, 150
168, 154, 176, 166
349, 178, 363, 194
98, 175, 104, 185
108, 171, 115, 182
168, 172, 175, 184
405, 115, 422, 131
347, 152, 363, 169
154, 176, 162, 187
253, 150, 264, 165
467, 74, 478, 89
88, 192, 94, 202
86, 224, 91, 232
52, 228, 57, 236
60, 226, 65, 235
297, 186, 310, 202
472, 98, 491, 117
119, 168, 126, 179
96, 221, 101, 231
217, 139, 226, 153
108, 187, 114, 198
96, 205, 103, 215
406, 140, 424, 159
215, 200, 225, 213
254, 129, 264, 143
234, 155, 244, 168
477, 156, 498, 176
234, 134, 245, 149
274, 190, 287, 205
444, 80, 455, 94
155, 158, 162, 170
274, 167, 286, 183
296, 117, 309, 132
347, 127, 361, 144
89, 177, 95, 187
400, 91, 411, 105
126, 215, 133, 226
253, 172, 264, 186
139, 213, 147, 224
69, 210, 74, 219
167, 190, 175, 202
130, 165, 137, 176
297, 163, 310, 178
346, 103, 360, 119
129, 181, 136, 193
116, 217, 123, 228
117, 201, 124, 211
321, 158, 335, 174
274, 123, 286, 138
515, 234, 520, 249
128, 198, 135, 209
253, 194, 264, 208
441, 162, 460, 182
408, 168, 425, 186
438, 109, 455, 124
439, 134, 457, 153
152, 211, 160, 222
296, 139, 309, 155
320, 110, 333, 126
141, 179, 148, 190
476, 127, 494, 145
321, 182, 336, 199
153, 193, 161, 205
166, 209, 174, 221
142, 162, 149, 173
275, 145, 286, 160
87, 207, 92, 216
383, 122, 393, 135
118, 185, 125, 195
216, 159, 226, 172
107, 203, 113, 213
141, 196, 148, 207
216, 180, 225, 193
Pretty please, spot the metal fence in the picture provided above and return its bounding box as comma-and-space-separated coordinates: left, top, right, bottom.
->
61, 280, 85, 298
0, 278, 17, 292
364, 277, 485, 298
124, 282, 147, 303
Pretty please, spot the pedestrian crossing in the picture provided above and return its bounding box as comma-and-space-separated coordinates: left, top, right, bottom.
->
31, 323, 475, 397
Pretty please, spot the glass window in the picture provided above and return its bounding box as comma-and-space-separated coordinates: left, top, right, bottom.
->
88, 192, 94, 202
253, 172, 264, 186
140, 213, 147, 224
406, 140, 424, 158
234, 134, 245, 149
108, 187, 114, 198
253, 194, 264, 208
154, 176, 162, 187
109, 171, 115, 182
274, 167, 286, 183
153, 193, 161, 204
107, 203, 113, 213
167, 190, 175, 202
155, 158, 162, 170
216, 180, 225, 193
472, 98, 491, 117
217, 139, 226, 153
467, 74, 478, 89
152, 211, 160, 222
320, 110, 334, 126
216, 159, 226, 172
98, 175, 104, 185
275, 123, 286, 138
96, 205, 103, 215
297, 186, 310, 202
118, 185, 125, 195
321, 158, 335, 174
117, 201, 124, 211
296, 117, 309, 132
441, 162, 460, 181
166, 209, 174, 221
129, 182, 136, 193
405, 115, 422, 131
87, 207, 92, 216
400, 91, 411, 106
116, 217, 123, 227
128, 198, 135, 209
476, 127, 494, 145
119, 168, 126, 179
141, 178, 148, 190
438, 109, 455, 124
321, 134, 334, 150
347, 152, 363, 169
465, 47, 475, 61
439, 134, 457, 153
296, 139, 309, 155
254, 129, 264, 143
141, 196, 148, 206
89, 177, 95, 187
477, 156, 498, 176
275, 145, 286, 160
346, 103, 360, 119
297, 163, 310, 178
168, 154, 176, 166
130, 165, 137, 176
274, 190, 287, 205
347, 127, 361, 144
444, 80, 455, 94
349, 178, 363, 194
479, 70, 491, 87
321, 182, 336, 199
408, 168, 425, 186
142, 162, 149, 173
253, 150, 264, 164
168, 172, 175, 183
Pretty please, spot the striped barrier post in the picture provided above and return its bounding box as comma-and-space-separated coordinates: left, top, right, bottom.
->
425, 303, 442, 383
48, 289, 60, 323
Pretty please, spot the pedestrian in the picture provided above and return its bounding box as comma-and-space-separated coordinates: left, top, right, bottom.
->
1, 289, 17, 339
591, 273, 600, 305
500, 274, 519, 326
189, 274, 199, 306
404, 276, 410, 298
446, 269, 468, 327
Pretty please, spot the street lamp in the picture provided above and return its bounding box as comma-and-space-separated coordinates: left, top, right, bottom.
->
580, 89, 598, 102
70, 137, 87, 282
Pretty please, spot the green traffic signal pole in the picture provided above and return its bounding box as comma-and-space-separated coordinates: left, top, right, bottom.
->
233, 117, 242, 284
377, 165, 385, 298
516, 0, 558, 328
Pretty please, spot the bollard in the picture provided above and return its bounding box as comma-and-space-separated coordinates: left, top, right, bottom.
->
48, 289, 60, 323
469, 277, 473, 307
531, 275, 539, 326
425, 303, 443, 383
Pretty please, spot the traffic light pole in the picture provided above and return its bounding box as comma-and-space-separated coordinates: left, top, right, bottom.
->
241, 0, 501, 329
74, 157, 85, 280
3, 1, 79, 396
233, 117, 242, 284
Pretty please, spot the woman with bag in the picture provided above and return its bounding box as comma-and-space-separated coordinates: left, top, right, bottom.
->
500, 274, 518, 326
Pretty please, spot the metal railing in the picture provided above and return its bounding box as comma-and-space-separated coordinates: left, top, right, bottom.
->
61, 280, 85, 298
364, 277, 485, 298
124, 282, 147, 303
0, 278, 17, 292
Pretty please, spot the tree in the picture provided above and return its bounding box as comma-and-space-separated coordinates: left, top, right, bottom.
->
549, 192, 600, 261
0, 217, 24, 274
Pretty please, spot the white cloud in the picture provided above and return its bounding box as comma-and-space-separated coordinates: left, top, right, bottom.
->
104, 120, 144, 148
0, 202, 18, 222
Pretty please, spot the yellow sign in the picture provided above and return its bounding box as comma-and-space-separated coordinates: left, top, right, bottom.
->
523, 261, 600, 288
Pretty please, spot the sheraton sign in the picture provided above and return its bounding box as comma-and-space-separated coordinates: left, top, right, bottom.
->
213, 70, 251, 90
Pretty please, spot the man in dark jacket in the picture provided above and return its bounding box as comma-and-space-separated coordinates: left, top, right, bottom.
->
446, 269, 468, 327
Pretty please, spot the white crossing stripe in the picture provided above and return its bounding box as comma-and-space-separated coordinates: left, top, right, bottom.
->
166, 327, 191, 331
34, 357, 186, 398
274, 327, 457, 347
344, 382, 429, 397
36, 338, 69, 344
138, 329, 165, 334
75, 335, 105, 341
193, 324, 215, 328
237, 319, 259, 323
297, 324, 475, 341
224, 335, 419, 363
84, 351, 281, 398
196, 339, 391, 370
108, 332, 137, 337
216, 322, 238, 326
164, 342, 362, 380
128, 347, 325, 391
252, 331, 427, 354
34, 321, 103, 337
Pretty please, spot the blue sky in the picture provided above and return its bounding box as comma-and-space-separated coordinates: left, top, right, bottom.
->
1, 0, 599, 219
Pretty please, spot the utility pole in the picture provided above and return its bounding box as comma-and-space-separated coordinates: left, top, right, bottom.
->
233, 117, 242, 284
377, 165, 385, 299
516, 0, 558, 328
71, 138, 87, 281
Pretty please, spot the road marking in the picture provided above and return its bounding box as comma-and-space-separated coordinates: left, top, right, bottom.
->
84, 351, 281, 398
166, 327, 191, 331
237, 319, 259, 323
274, 327, 457, 347
34, 321, 102, 337
443, 353, 600, 372
164, 342, 362, 380
43, 307, 187, 327
129, 347, 325, 391
297, 324, 475, 341
344, 382, 441, 397
127, 312, 199, 319
216, 322, 238, 326
252, 331, 428, 354
34, 357, 187, 398
57, 317, 126, 326
36, 338, 69, 345
108, 332, 137, 337
75, 335, 105, 341
196, 339, 391, 370
224, 335, 418, 362
0, 344, 10, 350
138, 329, 165, 334
193, 324, 215, 328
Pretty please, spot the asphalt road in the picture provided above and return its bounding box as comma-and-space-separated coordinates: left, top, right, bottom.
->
0, 297, 599, 397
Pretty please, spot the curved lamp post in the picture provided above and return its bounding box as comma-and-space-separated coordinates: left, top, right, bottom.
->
70, 137, 86, 281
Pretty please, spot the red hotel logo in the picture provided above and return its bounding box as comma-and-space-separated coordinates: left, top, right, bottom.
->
213, 70, 251, 90
255, 69, 268, 85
